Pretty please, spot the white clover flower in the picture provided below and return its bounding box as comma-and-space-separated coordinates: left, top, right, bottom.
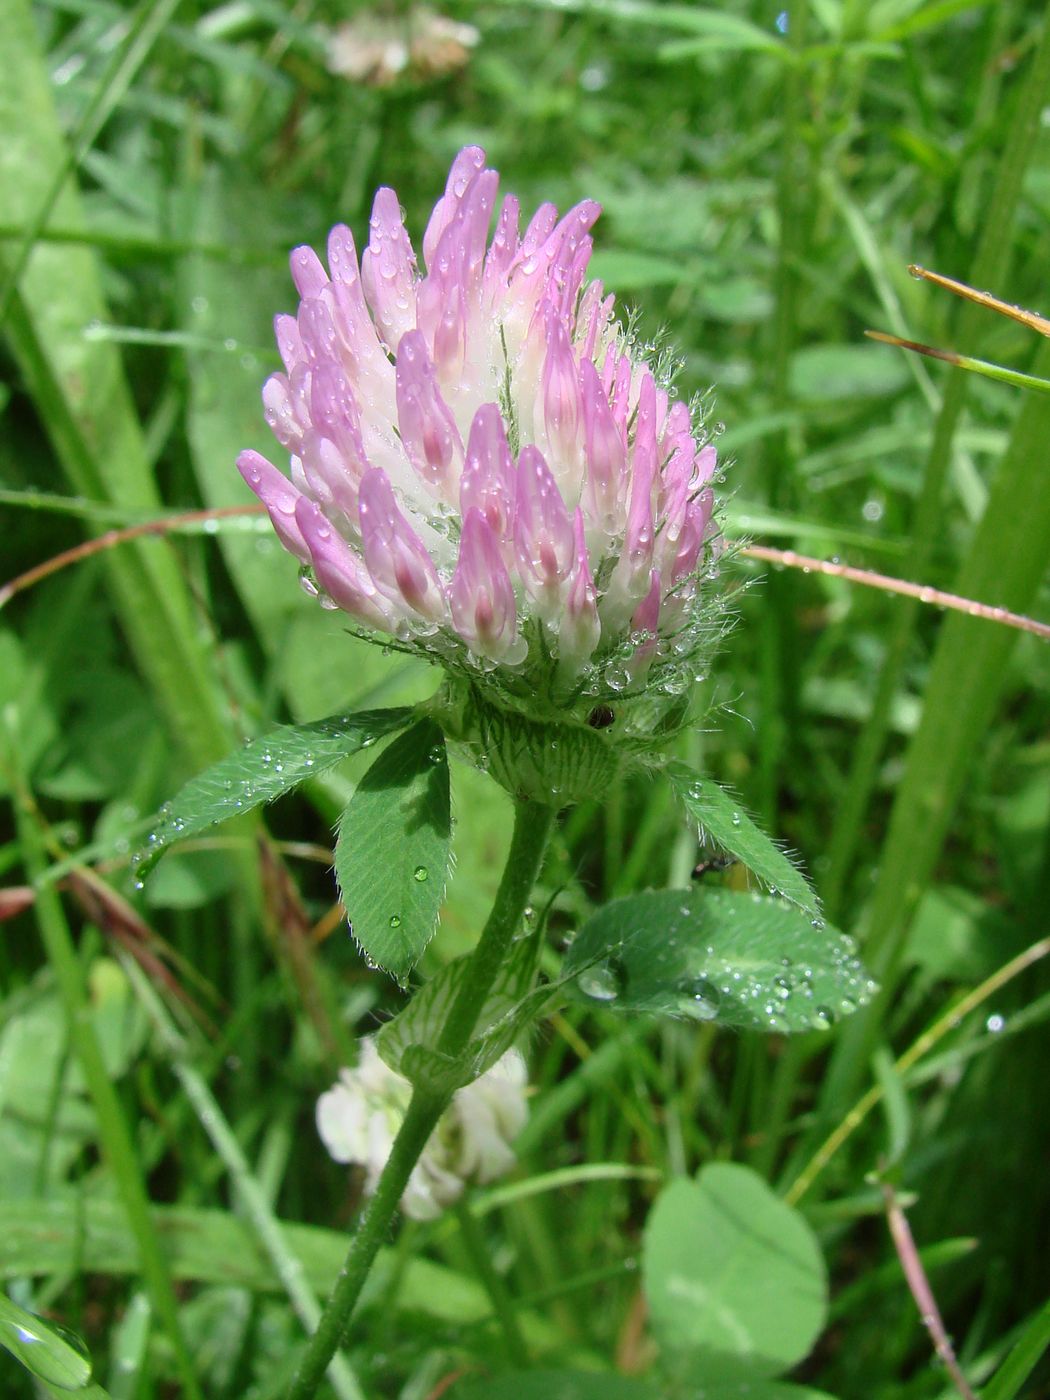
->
316, 1038, 528, 1221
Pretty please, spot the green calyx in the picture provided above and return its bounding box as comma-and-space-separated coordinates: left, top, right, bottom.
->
424, 679, 626, 806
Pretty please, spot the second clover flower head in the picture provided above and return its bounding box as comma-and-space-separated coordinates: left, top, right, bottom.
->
240, 146, 722, 717
316, 1040, 528, 1221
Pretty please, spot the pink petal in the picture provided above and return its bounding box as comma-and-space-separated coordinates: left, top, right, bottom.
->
695, 442, 718, 484
632, 570, 661, 636
627, 570, 662, 678
423, 146, 488, 270
361, 187, 419, 353
482, 194, 521, 302
558, 508, 601, 673
309, 362, 370, 481
294, 496, 392, 630
289, 245, 328, 300
274, 314, 304, 373
450, 508, 521, 661
238, 450, 309, 562
297, 296, 340, 368
669, 491, 715, 586
299, 432, 361, 525
514, 445, 574, 612
324, 225, 391, 386
580, 358, 626, 534
395, 330, 463, 497
540, 313, 583, 488
262, 373, 304, 452
624, 371, 658, 568
460, 404, 516, 552
357, 468, 446, 623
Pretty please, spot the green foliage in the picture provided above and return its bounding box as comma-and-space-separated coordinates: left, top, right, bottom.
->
644, 1164, 826, 1378
565, 889, 871, 1033
0, 1295, 93, 1390
452, 1373, 656, 1399
136, 707, 412, 878
667, 762, 820, 915
2, 0, 1049, 1394
335, 719, 452, 983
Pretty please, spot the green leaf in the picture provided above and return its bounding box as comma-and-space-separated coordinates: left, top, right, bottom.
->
643, 1163, 827, 1377
451, 1372, 657, 1400
135, 708, 412, 878
667, 763, 819, 917
655, 9, 785, 56
563, 889, 876, 1034
0, 1199, 561, 1349
336, 719, 451, 983
0, 1293, 93, 1389
789, 343, 910, 402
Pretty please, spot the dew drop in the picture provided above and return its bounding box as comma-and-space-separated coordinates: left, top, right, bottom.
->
812, 1005, 835, 1030
389, 913, 402, 929
578, 959, 624, 1003
413, 866, 429, 882
680, 976, 721, 1022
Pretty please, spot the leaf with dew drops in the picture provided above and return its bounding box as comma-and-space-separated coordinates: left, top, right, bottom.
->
132, 707, 414, 881
668, 761, 820, 917
0, 1293, 93, 1389
563, 888, 876, 1034
335, 718, 451, 984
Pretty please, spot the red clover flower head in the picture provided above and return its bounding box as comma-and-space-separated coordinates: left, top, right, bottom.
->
239, 147, 721, 718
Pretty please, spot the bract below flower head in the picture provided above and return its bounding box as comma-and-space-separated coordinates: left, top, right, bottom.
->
240, 147, 723, 731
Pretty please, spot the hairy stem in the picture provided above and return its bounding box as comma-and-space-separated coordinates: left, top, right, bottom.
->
287, 798, 555, 1400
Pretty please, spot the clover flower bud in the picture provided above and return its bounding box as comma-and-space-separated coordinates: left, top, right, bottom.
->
316, 1039, 528, 1221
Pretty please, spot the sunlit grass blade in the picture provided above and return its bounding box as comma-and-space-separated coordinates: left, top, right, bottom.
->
906, 264, 1050, 337
866, 330, 1050, 395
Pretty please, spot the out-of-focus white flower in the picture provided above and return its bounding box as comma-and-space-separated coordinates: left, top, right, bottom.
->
325, 8, 479, 88
316, 1038, 528, 1220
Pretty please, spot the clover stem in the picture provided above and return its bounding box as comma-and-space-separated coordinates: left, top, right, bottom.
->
288, 798, 555, 1400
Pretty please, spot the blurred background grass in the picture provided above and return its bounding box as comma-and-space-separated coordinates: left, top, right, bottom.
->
1, 0, 1049, 1396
